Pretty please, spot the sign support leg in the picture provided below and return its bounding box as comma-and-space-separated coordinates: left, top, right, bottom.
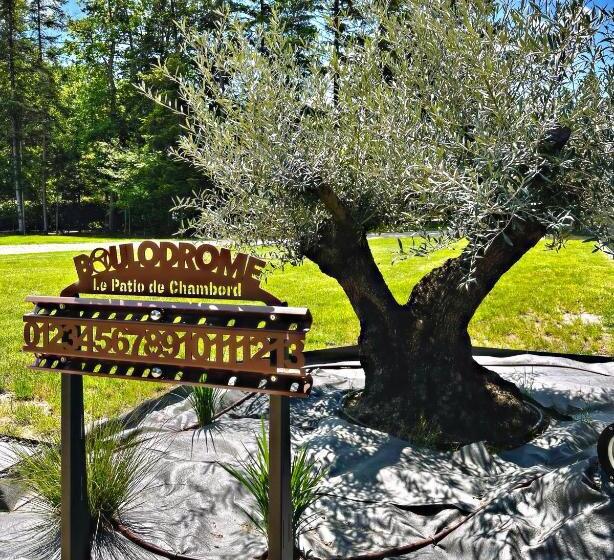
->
268, 395, 293, 560
61, 373, 90, 560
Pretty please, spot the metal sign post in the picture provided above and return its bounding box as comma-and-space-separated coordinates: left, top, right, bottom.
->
269, 395, 293, 560
57, 301, 90, 560
22, 241, 313, 560
61, 374, 90, 560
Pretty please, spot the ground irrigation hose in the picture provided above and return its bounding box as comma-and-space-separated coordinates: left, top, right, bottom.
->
110, 392, 551, 560
112, 467, 548, 560
111, 519, 204, 560
478, 362, 612, 377
307, 470, 551, 560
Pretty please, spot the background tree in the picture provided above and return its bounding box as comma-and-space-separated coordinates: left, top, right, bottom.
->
0, 0, 324, 233
1, 0, 68, 233
151, 0, 613, 445
28, 0, 66, 232
1, 0, 28, 233
67, 0, 133, 231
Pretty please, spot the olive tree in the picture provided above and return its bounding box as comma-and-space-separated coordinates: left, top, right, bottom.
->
144, 0, 613, 444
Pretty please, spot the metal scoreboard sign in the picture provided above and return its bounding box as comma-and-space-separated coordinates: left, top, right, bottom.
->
23, 241, 312, 560
23, 241, 312, 396
23, 296, 312, 395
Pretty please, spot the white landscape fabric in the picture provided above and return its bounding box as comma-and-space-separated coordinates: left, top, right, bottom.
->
0, 354, 612, 559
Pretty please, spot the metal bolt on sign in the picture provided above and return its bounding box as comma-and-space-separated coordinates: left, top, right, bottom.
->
150, 308, 163, 321
23, 241, 313, 560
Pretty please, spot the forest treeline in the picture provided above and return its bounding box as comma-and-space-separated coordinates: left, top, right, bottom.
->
0, 0, 321, 234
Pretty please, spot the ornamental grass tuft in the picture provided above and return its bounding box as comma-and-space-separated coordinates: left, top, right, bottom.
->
9, 416, 160, 559
189, 382, 225, 427
221, 420, 326, 541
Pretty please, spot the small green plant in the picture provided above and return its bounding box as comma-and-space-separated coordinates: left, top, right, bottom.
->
189, 381, 224, 427
221, 420, 326, 540
518, 367, 537, 399
11, 440, 62, 515
410, 414, 442, 448
10, 416, 159, 556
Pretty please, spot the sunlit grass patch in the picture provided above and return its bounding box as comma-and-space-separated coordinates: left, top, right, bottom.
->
0, 234, 136, 246
0, 237, 611, 438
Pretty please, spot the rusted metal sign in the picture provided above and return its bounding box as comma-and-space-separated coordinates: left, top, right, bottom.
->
23, 241, 313, 397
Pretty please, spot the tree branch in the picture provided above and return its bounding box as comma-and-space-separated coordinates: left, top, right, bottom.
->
405, 124, 572, 314
305, 221, 398, 319
314, 181, 351, 225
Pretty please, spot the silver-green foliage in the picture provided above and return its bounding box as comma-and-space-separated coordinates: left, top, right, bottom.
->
143, 0, 612, 280
221, 421, 326, 539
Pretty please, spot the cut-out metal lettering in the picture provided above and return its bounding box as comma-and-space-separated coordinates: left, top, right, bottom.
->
24, 317, 305, 374
61, 241, 282, 305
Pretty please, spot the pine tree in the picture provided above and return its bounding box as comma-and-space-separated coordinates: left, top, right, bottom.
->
2, 0, 27, 232
28, 0, 66, 232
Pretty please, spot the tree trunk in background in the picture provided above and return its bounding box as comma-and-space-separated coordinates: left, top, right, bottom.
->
10, 122, 25, 233
170, 0, 179, 48
35, 0, 48, 233
40, 132, 48, 232
6, 0, 26, 234
108, 190, 116, 232
107, 34, 117, 233
332, 0, 340, 106
105, 8, 124, 233
55, 189, 60, 233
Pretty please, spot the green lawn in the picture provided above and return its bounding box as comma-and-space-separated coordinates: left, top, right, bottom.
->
0, 237, 611, 438
0, 233, 137, 245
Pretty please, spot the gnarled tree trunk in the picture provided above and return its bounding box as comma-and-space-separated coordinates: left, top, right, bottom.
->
305, 128, 570, 445
307, 220, 542, 445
